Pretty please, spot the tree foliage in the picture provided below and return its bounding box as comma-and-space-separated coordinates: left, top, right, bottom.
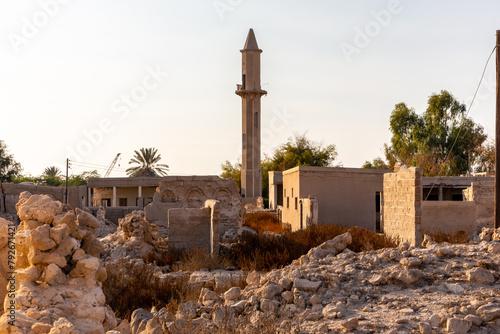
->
365, 90, 487, 176
126, 148, 169, 177
221, 133, 339, 198
0, 140, 22, 182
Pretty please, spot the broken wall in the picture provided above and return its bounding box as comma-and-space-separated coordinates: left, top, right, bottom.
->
463, 180, 494, 229
167, 200, 220, 256
382, 165, 423, 246
146, 176, 243, 237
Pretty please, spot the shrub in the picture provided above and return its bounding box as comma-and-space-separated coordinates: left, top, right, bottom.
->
103, 260, 201, 319
243, 212, 284, 234
423, 230, 470, 244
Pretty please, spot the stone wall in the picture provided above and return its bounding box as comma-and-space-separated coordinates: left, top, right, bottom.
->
167, 200, 220, 256
146, 176, 243, 237
421, 201, 475, 234
382, 165, 423, 246
300, 196, 318, 229
0, 183, 87, 221
463, 180, 494, 229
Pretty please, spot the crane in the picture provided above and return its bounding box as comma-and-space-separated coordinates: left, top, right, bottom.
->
104, 153, 121, 178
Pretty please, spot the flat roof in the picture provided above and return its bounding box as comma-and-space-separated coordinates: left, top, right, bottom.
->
422, 176, 494, 187
88, 175, 222, 188
282, 166, 392, 176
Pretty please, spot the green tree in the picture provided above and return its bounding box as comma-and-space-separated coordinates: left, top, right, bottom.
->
0, 140, 22, 182
40, 166, 63, 186
126, 148, 169, 177
221, 133, 339, 198
362, 157, 389, 169
68, 170, 100, 186
42, 166, 62, 178
367, 90, 487, 176
220, 160, 241, 188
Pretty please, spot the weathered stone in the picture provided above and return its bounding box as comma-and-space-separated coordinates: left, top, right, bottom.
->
278, 277, 293, 290
341, 317, 359, 331
322, 302, 346, 319
16, 193, 62, 224
293, 278, 321, 293
464, 314, 482, 326
400, 257, 422, 267
446, 318, 471, 334
419, 321, 432, 334
130, 308, 153, 334
467, 267, 495, 285
30, 225, 57, 251
395, 268, 424, 284
256, 281, 283, 299
476, 303, 500, 322
224, 287, 241, 301
76, 207, 101, 230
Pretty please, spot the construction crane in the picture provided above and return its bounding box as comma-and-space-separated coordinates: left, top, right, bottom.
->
104, 153, 121, 178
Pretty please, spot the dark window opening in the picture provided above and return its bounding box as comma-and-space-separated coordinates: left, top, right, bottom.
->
101, 198, 111, 207
287, 197, 289, 209
242, 133, 246, 149
119, 198, 127, 207
452, 194, 463, 201
294, 197, 298, 210
255, 112, 258, 127
375, 192, 381, 233
242, 74, 246, 89
277, 184, 283, 206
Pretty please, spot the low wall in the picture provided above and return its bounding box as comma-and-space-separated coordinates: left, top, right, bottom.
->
167, 200, 220, 255
87, 207, 138, 225
422, 201, 475, 234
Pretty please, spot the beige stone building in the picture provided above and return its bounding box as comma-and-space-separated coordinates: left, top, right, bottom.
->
273, 167, 391, 232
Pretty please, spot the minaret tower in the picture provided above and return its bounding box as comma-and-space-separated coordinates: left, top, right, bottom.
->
236, 28, 266, 200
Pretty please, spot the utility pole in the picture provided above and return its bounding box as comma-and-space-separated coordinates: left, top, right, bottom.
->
65, 159, 69, 204
495, 30, 500, 229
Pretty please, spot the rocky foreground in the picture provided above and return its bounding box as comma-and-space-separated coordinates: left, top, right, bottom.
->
121, 231, 500, 334
0, 193, 499, 333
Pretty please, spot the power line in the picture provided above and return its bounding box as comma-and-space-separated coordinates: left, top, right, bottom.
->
424, 46, 496, 201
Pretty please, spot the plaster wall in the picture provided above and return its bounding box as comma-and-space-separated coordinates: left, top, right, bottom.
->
421, 201, 475, 234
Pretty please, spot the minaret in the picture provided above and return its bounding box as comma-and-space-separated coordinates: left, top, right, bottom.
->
236, 29, 266, 200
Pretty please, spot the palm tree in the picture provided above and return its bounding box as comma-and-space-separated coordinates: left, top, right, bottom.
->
42, 166, 62, 178
126, 148, 169, 177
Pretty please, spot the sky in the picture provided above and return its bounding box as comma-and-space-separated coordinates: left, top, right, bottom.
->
0, 0, 499, 178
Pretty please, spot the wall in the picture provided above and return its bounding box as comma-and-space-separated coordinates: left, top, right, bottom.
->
421, 201, 475, 234
300, 196, 318, 229
0, 182, 86, 220
268, 171, 283, 210
145, 176, 243, 237
167, 200, 220, 255
382, 165, 423, 246
281, 167, 389, 231
463, 180, 494, 229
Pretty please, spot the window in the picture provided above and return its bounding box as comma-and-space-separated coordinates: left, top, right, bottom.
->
242, 74, 246, 89
287, 197, 289, 209
295, 197, 298, 210
255, 112, 259, 127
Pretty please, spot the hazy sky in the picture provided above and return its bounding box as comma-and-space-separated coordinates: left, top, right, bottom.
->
1, 1, 499, 177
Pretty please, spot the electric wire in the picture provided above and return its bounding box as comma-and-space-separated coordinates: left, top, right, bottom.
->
423, 45, 496, 201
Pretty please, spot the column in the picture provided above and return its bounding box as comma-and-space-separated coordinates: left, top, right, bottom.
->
112, 187, 117, 207
438, 185, 443, 201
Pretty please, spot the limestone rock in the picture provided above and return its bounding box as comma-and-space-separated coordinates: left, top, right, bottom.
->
293, 278, 321, 293
476, 303, 500, 322
467, 267, 495, 285
446, 318, 471, 334
341, 317, 359, 331
256, 281, 283, 299
224, 287, 241, 301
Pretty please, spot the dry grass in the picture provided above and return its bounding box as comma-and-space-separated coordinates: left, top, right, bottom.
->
424, 230, 470, 244
103, 260, 201, 319
243, 212, 284, 234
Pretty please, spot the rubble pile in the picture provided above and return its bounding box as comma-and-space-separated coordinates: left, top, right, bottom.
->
96, 206, 118, 238
100, 210, 168, 264
124, 231, 500, 333
0, 192, 116, 333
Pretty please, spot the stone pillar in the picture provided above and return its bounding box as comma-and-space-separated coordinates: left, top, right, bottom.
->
138, 186, 142, 198
88, 187, 92, 207
112, 187, 117, 207
438, 185, 443, 201
205, 200, 221, 257
382, 164, 422, 246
